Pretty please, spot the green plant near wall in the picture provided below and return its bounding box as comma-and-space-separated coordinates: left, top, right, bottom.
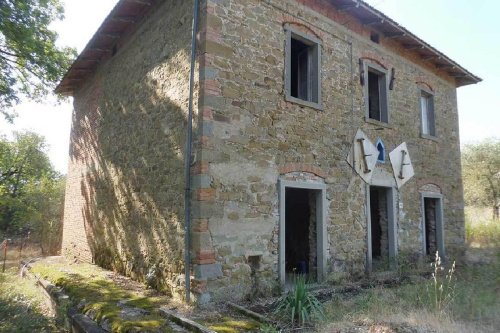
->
274, 274, 324, 327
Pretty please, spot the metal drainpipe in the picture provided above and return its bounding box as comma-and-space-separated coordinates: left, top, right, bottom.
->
184, 0, 200, 304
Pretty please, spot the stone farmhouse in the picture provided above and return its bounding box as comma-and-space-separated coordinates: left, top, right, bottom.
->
57, 0, 480, 303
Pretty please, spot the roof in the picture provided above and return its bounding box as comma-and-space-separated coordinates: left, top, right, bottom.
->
56, 0, 481, 95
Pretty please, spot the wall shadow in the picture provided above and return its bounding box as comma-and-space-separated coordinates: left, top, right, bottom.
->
66, 0, 194, 295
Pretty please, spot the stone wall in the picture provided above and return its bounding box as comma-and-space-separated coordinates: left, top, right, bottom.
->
61, 0, 196, 297
62, 0, 467, 304
193, 0, 465, 301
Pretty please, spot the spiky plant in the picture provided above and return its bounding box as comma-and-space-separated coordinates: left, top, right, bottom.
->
275, 274, 324, 327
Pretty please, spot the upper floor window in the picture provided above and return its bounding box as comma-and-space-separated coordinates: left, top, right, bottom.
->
420, 90, 435, 137
285, 26, 321, 109
362, 61, 389, 123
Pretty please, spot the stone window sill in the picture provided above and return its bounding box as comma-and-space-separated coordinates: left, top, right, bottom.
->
285, 95, 323, 111
420, 133, 440, 143
364, 117, 392, 129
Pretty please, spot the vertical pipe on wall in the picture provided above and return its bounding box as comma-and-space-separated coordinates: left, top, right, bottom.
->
184, 0, 200, 304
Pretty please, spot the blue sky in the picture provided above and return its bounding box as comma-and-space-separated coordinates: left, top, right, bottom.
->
0, 0, 497, 173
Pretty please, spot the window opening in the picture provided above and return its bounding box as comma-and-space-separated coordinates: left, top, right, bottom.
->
368, 69, 388, 122
287, 31, 320, 106
370, 31, 380, 43
420, 90, 435, 136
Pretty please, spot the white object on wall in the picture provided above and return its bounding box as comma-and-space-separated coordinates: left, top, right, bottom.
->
389, 142, 415, 189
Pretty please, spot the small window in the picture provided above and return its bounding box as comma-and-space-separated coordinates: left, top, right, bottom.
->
376, 139, 385, 163
370, 32, 380, 44
420, 90, 435, 136
285, 28, 321, 108
367, 68, 388, 123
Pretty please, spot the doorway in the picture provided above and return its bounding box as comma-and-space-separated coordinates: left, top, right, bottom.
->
278, 180, 326, 286
368, 186, 397, 271
421, 194, 445, 257
285, 188, 316, 281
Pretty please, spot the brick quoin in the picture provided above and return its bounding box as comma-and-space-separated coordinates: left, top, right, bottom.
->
192, 250, 216, 264
191, 161, 209, 175
195, 188, 215, 201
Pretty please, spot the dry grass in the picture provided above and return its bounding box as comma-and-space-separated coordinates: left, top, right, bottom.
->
465, 206, 500, 248
320, 206, 500, 333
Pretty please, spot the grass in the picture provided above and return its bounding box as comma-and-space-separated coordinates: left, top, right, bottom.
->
30, 258, 173, 333
465, 206, 500, 248
322, 259, 499, 332
321, 206, 500, 333
0, 267, 63, 332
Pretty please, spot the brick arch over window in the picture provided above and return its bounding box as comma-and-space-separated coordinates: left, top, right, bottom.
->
282, 20, 323, 41
360, 52, 391, 70
416, 81, 434, 92
418, 182, 442, 194
278, 163, 327, 178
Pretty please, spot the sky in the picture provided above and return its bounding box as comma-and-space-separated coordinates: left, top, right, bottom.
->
0, 0, 498, 174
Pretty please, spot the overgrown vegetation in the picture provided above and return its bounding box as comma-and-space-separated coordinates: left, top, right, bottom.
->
465, 206, 500, 248
275, 274, 324, 328
321, 216, 500, 333
0, 132, 64, 254
462, 138, 500, 220
0, 267, 62, 332
426, 252, 456, 315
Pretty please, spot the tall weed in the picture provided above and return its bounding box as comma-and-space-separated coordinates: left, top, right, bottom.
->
425, 251, 456, 315
275, 274, 324, 327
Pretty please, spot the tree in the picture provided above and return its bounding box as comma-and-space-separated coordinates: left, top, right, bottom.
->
0, 0, 76, 121
462, 139, 500, 220
0, 132, 63, 245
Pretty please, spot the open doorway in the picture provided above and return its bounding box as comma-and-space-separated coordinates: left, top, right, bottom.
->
368, 186, 396, 271
285, 188, 317, 281
278, 181, 326, 286
421, 194, 445, 257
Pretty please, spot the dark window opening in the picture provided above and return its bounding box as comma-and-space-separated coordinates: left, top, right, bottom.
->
424, 198, 438, 256
370, 32, 380, 43
289, 35, 319, 104
285, 188, 317, 281
112, 45, 118, 56
368, 69, 388, 122
370, 187, 390, 270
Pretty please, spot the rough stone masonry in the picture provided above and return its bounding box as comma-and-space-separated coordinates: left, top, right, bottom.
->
59, 0, 480, 304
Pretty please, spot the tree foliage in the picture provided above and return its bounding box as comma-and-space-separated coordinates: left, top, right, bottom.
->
462, 138, 500, 219
0, 132, 65, 253
0, 0, 76, 121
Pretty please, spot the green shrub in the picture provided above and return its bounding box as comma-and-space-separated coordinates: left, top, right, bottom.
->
275, 274, 324, 326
